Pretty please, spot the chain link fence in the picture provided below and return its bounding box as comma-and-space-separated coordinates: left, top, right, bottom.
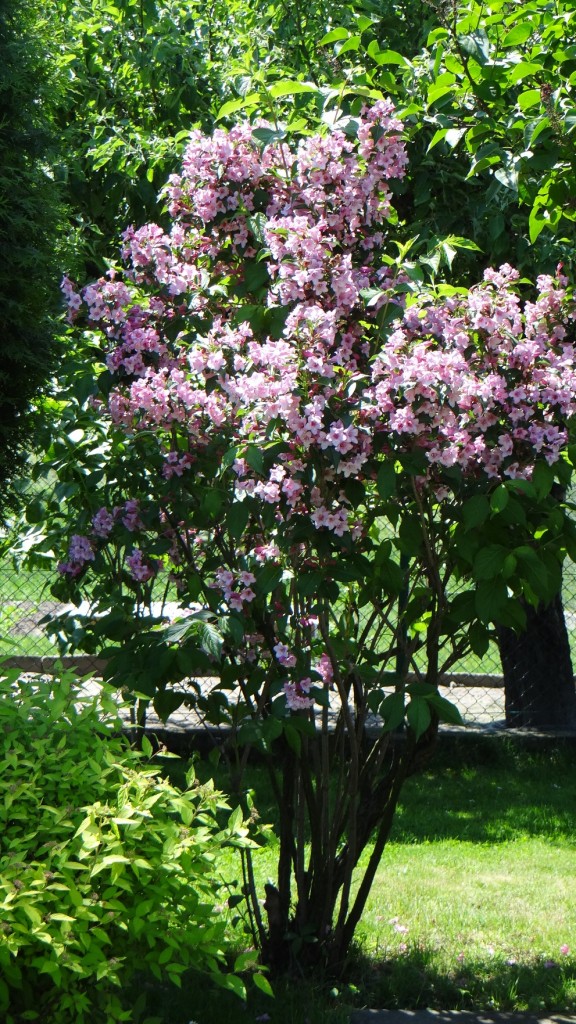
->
2, 560, 576, 733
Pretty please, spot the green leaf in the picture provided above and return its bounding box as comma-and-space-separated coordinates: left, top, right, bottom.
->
234, 950, 260, 973
201, 489, 224, 519
283, 723, 301, 755
162, 616, 203, 643
357, 14, 374, 32
406, 696, 431, 738
91, 855, 131, 876
496, 597, 527, 631
377, 462, 396, 499
426, 692, 463, 725
502, 553, 517, 580
518, 88, 542, 111
397, 516, 424, 556
218, 614, 244, 646
475, 577, 509, 623
267, 80, 317, 99
371, 48, 411, 67
153, 688, 184, 723
532, 460, 555, 500
462, 494, 490, 529
253, 972, 274, 997
228, 805, 244, 831
407, 681, 437, 698
494, 166, 518, 192
319, 27, 349, 45
529, 200, 550, 243
510, 61, 543, 84
222, 445, 241, 470
468, 620, 490, 657
427, 128, 448, 152
427, 81, 456, 107
336, 35, 361, 55
199, 621, 223, 658
217, 974, 246, 1000
445, 128, 466, 149
502, 22, 533, 47
141, 735, 153, 757
473, 545, 508, 580
490, 485, 509, 514
255, 563, 284, 595
379, 691, 405, 732
226, 501, 250, 541
457, 29, 490, 64
217, 93, 260, 119
21, 904, 42, 927
296, 570, 325, 596
245, 445, 265, 476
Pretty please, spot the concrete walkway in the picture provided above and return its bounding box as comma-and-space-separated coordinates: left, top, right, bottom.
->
350, 1011, 575, 1024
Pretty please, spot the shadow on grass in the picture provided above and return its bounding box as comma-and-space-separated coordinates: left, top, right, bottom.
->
346, 943, 576, 1017
164, 736, 576, 847
390, 737, 576, 845
129, 947, 576, 1024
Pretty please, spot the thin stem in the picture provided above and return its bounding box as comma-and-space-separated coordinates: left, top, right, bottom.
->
241, 847, 266, 950
338, 736, 415, 960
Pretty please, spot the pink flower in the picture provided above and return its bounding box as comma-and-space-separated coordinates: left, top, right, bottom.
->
122, 500, 144, 532
274, 642, 297, 668
283, 677, 314, 711
126, 548, 159, 582
253, 543, 281, 562
91, 507, 115, 538
69, 534, 95, 564
59, 534, 95, 575
316, 653, 334, 685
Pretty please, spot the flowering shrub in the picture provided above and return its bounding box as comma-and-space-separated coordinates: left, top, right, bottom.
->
58, 102, 576, 969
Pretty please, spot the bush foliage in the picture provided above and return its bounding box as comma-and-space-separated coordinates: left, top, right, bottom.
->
0, 669, 257, 1022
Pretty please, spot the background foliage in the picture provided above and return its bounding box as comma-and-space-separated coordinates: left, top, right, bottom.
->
0, 0, 66, 505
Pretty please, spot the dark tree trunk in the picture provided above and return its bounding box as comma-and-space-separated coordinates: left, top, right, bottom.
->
498, 592, 576, 730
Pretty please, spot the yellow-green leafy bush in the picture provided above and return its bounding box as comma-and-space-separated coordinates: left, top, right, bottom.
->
0, 669, 251, 1023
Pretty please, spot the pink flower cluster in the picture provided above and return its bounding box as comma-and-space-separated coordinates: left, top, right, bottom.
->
211, 569, 257, 611
58, 534, 95, 577
62, 120, 573, 552
366, 264, 576, 479
283, 677, 314, 711
125, 548, 160, 583
59, 501, 160, 584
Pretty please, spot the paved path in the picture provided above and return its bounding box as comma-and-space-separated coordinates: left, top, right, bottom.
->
350, 1010, 575, 1024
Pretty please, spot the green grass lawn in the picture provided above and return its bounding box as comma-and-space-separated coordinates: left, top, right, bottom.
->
144, 738, 576, 1024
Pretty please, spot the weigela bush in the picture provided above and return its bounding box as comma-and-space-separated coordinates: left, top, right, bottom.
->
60, 103, 576, 703
56, 103, 576, 966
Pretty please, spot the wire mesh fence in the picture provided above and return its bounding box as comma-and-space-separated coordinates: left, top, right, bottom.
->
2, 559, 576, 732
